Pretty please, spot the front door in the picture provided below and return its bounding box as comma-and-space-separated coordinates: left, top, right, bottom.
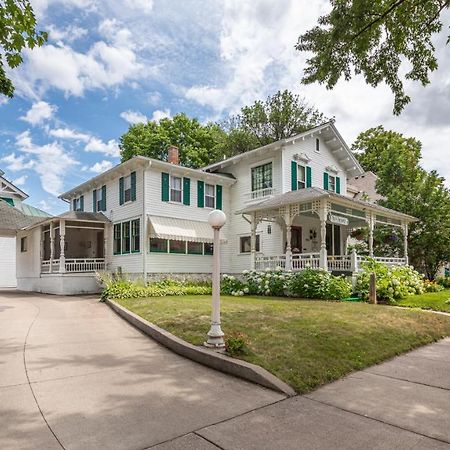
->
291, 226, 302, 253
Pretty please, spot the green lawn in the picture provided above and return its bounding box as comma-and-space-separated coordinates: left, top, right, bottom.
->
116, 295, 450, 393
395, 289, 450, 313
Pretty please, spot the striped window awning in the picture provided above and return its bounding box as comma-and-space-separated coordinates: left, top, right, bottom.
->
148, 216, 226, 243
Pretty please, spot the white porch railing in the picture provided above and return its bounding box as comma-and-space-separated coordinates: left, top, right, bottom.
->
327, 255, 352, 272
255, 254, 407, 273
292, 253, 320, 270
41, 258, 105, 273
255, 255, 286, 271
246, 187, 275, 202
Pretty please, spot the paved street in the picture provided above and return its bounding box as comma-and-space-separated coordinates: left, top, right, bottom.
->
1, 290, 450, 449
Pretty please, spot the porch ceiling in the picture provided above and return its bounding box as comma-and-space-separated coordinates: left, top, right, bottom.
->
238, 187, 417, 223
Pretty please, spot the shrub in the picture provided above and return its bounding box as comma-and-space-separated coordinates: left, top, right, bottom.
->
355, 259, 425, 302
225, 332, 248, 356
436, 277, 450, 289
221, 274, 246, 296
287, 268, 352, 300
423, 280, 444, 293
98, 273, 212, 300
243, 268, 289, 296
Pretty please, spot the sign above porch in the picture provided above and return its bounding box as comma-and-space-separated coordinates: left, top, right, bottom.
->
328, 213, 349, 226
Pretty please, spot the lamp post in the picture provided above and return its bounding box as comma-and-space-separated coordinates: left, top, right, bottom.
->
205, 209, 227, 349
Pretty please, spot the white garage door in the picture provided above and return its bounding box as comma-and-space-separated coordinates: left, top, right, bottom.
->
0, 237, 17, 288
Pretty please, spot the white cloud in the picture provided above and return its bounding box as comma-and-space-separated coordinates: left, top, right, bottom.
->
31, 0, 96, 18
13, 175, 28, 187
85, 137, 120, 157
20, 101, 57, 126
47, 24, 88, 43
1, 153, 35, 171
120, 110, 147, 124
150, 109, 171, 122
89, 160, 114, 173
48, 127, 91, 142
0, 96, 8, 106
15, 131, 79, 195
147, 91, 161, 105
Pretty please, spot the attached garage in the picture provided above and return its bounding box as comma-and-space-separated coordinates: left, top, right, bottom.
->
0, 236, 16, 288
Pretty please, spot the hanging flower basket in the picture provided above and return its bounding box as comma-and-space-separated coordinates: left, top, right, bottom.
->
351, 229, 365, 241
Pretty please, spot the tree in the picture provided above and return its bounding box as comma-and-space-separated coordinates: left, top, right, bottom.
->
219, 90, 327, 155
297, 0, 450, 114
1, 0, 47, 97
353, 126, 450, 278
119, 113, 226, 168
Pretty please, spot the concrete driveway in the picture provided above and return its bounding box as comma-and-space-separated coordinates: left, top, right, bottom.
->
2, 291, 450, 450
0, 291, 283, 450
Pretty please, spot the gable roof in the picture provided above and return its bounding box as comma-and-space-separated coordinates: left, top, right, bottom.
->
203, 122, 364, 176
0, 173, 28, 200
0, 201, 46, 233
59, 155, 236, 200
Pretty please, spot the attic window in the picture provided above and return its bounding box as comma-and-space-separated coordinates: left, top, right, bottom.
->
315, 138, 320, 152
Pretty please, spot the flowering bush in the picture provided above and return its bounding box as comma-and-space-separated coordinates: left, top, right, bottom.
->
222, 268, 351, 300
423, 279, 444, 293
355, 259, 425, 302
287, 268, 352, 300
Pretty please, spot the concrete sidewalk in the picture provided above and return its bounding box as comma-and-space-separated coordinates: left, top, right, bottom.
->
2, 291, 450, 449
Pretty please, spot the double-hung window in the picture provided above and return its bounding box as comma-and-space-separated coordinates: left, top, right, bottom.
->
240, 235, 260, 253
95, 188, 103, 212
114, 219, 141, 255
204, 183, 215, 208
297, 165, 306, 189
113, 224, 121, 254
124, 175, 132, 203
73, 196, 83, 211
122, 221, 131, 254
328, 175, 336, 192
131, 219, 140, 253
251, 162, 272, 193
170, 175, 182, 203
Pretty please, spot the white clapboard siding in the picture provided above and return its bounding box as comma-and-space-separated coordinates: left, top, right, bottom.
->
0, 237, 16, 287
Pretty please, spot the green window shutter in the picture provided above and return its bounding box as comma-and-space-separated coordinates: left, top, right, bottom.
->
119, 177, 124, 205
197, 180, 204, 207
336, 176, 341, 194
216, 185, 223, 210
323, 172, 329, 190
102, 185, 107, 211
80, 195, 84, 212
161, 172, 169, 201
306, 166, 312, 188
130, 171, 137, 201
291, 161, 298, 191
183, 177, 190, 205
93, 190, 97, 213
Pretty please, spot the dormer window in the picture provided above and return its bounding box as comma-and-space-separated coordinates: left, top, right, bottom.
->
315, 138, 320, 152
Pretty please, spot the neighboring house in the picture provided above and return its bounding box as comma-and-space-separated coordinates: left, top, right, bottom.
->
0, 170, 50, 288
16, 122, 417, 295
348, 171, 384, 203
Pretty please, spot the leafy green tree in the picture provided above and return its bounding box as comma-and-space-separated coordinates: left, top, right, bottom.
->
297, 0, 450, 114
119, 113, 226, 168
220, 90, 327, 155
353, 126, 450, 278
1, 0, 47, 97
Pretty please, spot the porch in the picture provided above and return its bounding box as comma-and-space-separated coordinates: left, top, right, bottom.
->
240, 187, 416, 274
39, 212, 110, 274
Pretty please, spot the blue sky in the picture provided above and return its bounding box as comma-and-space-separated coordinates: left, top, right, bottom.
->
1, 0, 449, 214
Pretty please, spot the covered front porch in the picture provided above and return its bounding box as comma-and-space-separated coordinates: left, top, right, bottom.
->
240, 187, 416, 274
40, 212, 110, 274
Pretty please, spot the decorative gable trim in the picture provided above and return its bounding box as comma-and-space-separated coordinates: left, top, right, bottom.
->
325, 165, 339, 175
293, 152, 311, 164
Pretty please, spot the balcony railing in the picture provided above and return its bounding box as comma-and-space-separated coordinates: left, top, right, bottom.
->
41, 258, 105, 274
246, 187, 276, 202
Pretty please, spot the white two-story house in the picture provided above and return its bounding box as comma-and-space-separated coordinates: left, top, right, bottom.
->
16, 122, 416, 294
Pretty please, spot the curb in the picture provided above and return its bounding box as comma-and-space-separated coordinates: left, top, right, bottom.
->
106, 299, 296, 397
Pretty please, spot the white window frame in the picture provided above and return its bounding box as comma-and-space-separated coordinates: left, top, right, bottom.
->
96, 187, 103, 212
124, 175, 132, 203
297, 164, 306, 190
170, 175, 183, 203
239, 235, 261, 254
73, 197, 82, 211
204, 183, 215, 209
328, 174, 336, 192
250, 160, 273, 193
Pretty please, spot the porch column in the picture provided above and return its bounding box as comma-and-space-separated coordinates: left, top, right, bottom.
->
318, 201, 328, 270
49, 222, 55, 273
59, 219, 66, 273
368, 213, 374, 257
285, 224, 292, 271
403, 222, 409, 265
250, 214, 257, 271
